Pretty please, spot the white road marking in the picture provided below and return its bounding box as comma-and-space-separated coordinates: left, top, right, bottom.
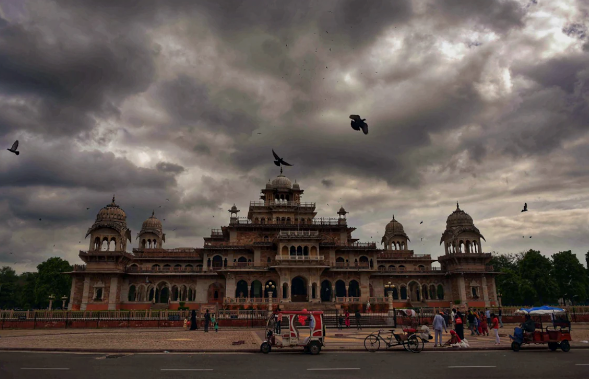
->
21, 368, 70, 370
307, 368, 361, 371
449, 366, 496, 368
161, 369, 214, 371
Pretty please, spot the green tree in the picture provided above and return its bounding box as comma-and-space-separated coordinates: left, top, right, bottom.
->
34, 257, 72, 309
0, 266, 19, 308
517, 250, 559, 305
552, 250, 589, 305
17, 272, 39, 309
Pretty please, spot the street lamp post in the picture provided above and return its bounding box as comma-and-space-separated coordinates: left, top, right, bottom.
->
61, 295, 68, 310
497, 291, 502, 307
266, 283, 276, 312
48, 294, 56, 310
384, 282, 395, 311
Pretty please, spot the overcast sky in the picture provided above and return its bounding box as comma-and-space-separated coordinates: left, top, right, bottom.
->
0, 0, 587, 273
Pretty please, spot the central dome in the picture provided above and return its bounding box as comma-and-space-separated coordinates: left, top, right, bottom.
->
271, 174, 292, 189
385, 215, 405, 233
96, 196, 126, 222
142, 211, 162, 230
446, 202, 474, 228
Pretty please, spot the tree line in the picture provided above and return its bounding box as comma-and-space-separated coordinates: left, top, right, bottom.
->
0, 257, 72, 310
490, 249, 589, 306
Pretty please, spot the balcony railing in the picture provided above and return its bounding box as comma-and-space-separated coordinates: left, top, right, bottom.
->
132, 248, 201, 258
275, 255, 325, 262
250, 201, 316, 208
277, 230, 320, 238
377, 266, 442, 273
378, 252, 432, 259
230, 217, 252, 224
338, 242, 377, 249
335, 297, 361, 303
73, 264, 86, 272
127, 267, 204, 273
210, 229, 223, 237
333, 262, 371, 269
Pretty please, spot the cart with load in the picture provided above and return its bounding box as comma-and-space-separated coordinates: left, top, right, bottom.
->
509, 306, 572, 352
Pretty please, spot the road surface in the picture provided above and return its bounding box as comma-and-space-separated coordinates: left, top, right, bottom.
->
0, 350, 587, 379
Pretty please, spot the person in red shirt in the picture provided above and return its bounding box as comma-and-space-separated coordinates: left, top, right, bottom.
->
491, 313, 500, 345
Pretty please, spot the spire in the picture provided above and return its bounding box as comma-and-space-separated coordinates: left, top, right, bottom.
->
112, 194, 116, 204
152, 210, 155, 217
392, 214, 395, 220
280, 166, 283, 174
456, 202, 460, 210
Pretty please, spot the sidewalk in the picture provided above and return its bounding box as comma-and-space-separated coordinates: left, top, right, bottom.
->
0, 324, 587, 353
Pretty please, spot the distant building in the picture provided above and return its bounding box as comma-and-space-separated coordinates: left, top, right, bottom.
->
67, 173, 499, 311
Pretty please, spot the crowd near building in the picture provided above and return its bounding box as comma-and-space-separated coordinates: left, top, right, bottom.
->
67, 171, 499, 311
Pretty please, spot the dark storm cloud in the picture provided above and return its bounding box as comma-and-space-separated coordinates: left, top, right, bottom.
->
155, 75, 263, 135
156, 161, 186, 174
321, 179, 335, 188
513, 53, 589, 94
0, 5, 156, 139
0, 140, 179, 191
427, 0, 526, 33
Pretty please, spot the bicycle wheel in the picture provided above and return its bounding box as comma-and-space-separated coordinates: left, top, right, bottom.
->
364, 334, 381, 352
406, 335, 424, 353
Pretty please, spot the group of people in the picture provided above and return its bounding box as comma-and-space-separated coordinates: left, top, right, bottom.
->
337, 309, 362, 330
442, 308, 501, 346
185, 309, 219, 332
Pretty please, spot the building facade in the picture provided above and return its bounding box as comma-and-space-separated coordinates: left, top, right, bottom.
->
68, 172, 499, 311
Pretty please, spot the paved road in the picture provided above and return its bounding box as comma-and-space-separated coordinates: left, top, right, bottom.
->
0, 350, 587, 379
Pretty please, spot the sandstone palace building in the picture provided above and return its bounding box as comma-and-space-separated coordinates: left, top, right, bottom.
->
67, 171, 499, 311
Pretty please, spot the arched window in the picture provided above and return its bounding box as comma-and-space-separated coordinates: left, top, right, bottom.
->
152, 264, 160, 271
261, 218, 265, 224
128, 285, 136, 302
303, 246, 309, 256
437, 284, 444, 300
163, 264, 171, 271
286, 217, 291, 225
400, 286, 407, 300
297, 246, 303, 255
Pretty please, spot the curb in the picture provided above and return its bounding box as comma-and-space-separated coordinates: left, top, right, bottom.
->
0, 346, 586, 353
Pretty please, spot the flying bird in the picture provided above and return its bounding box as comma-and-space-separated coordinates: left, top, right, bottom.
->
86, 208, 90, 210
529, 236, 532, 238
420, 221, 423, 224
7, 140, 19, 155
349, 115, 368, 135
272, 149, 293, 167
521, 203, 528, 212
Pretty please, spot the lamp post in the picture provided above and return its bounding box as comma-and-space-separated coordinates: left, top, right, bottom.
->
497, 291, 502, 307
385, 282, 395, 311
61, 295, 68, 310
48, 294, 55, 310
266, 283, 276, 312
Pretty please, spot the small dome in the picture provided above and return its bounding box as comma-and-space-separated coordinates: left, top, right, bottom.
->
142, 211, 162, 230
266, 180, 273, 189
96, 195, 126, 222
385, 215, 405, 233
271, 174, 292, 189
228, 204, 240, 213
292, 180, 300, 189
446, 202, 474, 228
338, 206, 348, 215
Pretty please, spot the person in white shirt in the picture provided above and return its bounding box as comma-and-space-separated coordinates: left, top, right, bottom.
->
433, 311, 448, 347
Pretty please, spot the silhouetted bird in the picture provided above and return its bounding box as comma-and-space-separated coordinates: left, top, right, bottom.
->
38, 218, 41, 221
86, 208, 90, 210
529, 236, 532, 238
7, 140, 19, 155
420, 221, 423, 224
521, 203, 528, 212
272, 149, 293, 167
349, 115, 368, 135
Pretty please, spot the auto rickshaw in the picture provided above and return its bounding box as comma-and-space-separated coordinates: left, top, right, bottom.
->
260, 310, 325, 355
509, 306, 572, 352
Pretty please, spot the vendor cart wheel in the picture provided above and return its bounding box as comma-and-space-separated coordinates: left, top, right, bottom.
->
308, 341, 321, 355
511, 341, 520, 352
364, 335, 381, 352
260, 342, 271, 354
548, 342, 558, 351
560, 340, 570, 352
406, 335, 424, 353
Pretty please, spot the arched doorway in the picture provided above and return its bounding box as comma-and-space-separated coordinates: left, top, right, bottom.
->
348, 280, 360, 297
250, 280, 262, 298
408, 281, 420, 302
320, 280, 332, 302
291, 277, 307, 302
235, 280, 248, 298
208, 283, 224, 304
335, 280, 346, 298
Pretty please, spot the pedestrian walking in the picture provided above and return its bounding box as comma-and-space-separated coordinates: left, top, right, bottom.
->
204, 309, 211, 332
498, 307, 503, 328
366, 300, 371, 313
491, 313, 500, 345
454, 311, 464, 340
190, 309, 198, 331
468, 311, 476, 335
345, 310, 351, 328
451, 308, 456, 329
433, 311, 447, 347
338, 312, 344, 330
480, 313, 489, 336
485, 308, 491, 325
276, 309, 282, 334
355, 310, 362, 330
211, 314, 218, 332
183, 317, 188, 331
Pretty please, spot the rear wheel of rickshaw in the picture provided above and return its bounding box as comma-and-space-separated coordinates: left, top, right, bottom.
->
406, 335, 424, 353
364, 335, 381, 352
560, 340, 570, 352
548, 342, 558, 351
308, 341, 321, 355
511, 341, 521, 352
260, 342, 271, 354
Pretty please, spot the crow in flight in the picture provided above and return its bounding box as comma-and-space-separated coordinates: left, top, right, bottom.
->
521, 203, 528, 212
7, 140, 19, 155
349, 115, 368, 135
272, 149, 293, 167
